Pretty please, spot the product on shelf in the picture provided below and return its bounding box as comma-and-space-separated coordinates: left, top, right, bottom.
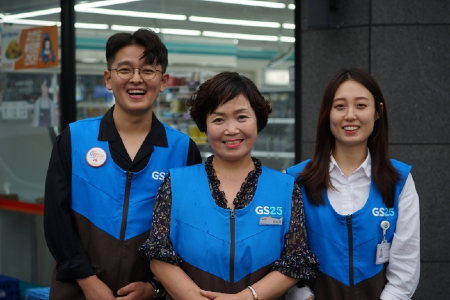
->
188, 125, 207, 145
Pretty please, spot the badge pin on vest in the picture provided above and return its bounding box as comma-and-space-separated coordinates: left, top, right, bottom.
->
86, 147, 107, 167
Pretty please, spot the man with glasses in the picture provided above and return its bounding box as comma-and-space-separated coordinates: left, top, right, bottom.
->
44, 28, 202, 300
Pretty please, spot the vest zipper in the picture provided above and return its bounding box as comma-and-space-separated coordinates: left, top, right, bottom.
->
114, 171, 133, 293
230, 208, 235, 283
347, 214, 354, 299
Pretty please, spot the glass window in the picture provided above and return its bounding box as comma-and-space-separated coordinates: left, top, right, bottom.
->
1, 0, 295, 286
74, 0, 295, 168
0, 0, 61, 286
1, 2, 61, 203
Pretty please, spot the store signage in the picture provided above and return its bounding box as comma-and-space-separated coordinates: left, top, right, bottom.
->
2, 101, 29, 120
1, 25, 58, 71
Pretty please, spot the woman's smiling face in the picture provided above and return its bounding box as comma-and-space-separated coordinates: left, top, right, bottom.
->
206, 94, 258, 164
330, 80, 381, 150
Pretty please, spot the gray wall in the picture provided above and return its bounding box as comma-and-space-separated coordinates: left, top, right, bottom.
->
298, 0, 450, 298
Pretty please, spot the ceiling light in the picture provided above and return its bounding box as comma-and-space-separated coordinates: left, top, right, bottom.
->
1, 19, 109, 30
75, 7, 186, 20
202, 0, 285, 9
288, 4, 296, 10
161, 29, 201, 36
282, 23, 295, 29
75, 0, 141, 9
203, 31, 279, 42
75, 22, 109, 29
280, 36, 295, 43
111, 25, 160, 33
1, 8, 61, 20
0, 1, 140, 21
0, 19, 60, 26
189, 16, 280, 28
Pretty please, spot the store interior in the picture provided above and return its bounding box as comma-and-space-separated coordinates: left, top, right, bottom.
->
0, 0, 297, 292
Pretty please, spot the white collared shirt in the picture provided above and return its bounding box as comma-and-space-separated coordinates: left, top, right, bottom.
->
289, 151, 420, 300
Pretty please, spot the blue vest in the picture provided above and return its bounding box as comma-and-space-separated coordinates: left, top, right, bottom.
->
169, 164, 293, 283
286, 159, 411, 286
70, 116, 189, 241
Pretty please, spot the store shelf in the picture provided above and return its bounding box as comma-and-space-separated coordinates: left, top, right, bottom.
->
251, 150, 295, 159
260, 87, 294, 93
166, 85, 198, 93
0, 198, 44, 215
267, 118, 295, 124
76, 102, 113, 109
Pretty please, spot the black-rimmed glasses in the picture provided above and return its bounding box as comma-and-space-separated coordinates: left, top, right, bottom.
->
110, 65, 163, 80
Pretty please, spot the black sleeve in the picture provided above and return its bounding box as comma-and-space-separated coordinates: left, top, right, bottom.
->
43, 127, 95, 281
186, 138, 203, 166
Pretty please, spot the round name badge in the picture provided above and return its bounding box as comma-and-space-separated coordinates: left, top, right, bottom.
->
380, 220, 390, 230
86, 147, 107, 167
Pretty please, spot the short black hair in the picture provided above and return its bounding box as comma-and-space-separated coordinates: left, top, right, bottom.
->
105, 28, 168, 72
187, 72, 272, 132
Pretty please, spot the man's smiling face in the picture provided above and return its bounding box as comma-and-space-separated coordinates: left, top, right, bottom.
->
104, 44, 168, 116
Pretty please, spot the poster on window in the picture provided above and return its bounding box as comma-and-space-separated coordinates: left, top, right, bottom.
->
1, 101, 29, 120
1, 25, 58, 71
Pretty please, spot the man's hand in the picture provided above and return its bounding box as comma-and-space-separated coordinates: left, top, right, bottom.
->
76, 275, 115, 300
117, 281, 154, 300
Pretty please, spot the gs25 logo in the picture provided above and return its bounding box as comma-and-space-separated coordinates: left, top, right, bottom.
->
255, 206, 283, 216
151, 171, 166, 180
372, 207, 395, 217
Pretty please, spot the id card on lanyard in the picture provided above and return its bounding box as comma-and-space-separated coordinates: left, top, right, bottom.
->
376, 220, 391, 264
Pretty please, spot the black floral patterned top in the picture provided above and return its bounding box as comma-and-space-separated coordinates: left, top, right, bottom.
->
139, 156, 319, 285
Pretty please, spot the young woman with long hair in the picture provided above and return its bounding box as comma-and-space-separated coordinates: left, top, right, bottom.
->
286, 68, 420, 300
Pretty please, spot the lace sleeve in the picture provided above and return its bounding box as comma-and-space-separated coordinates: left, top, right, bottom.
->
138, 174, 183, 266
271, 183, 320, 285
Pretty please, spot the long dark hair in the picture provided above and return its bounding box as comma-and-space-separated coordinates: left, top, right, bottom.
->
298, 68, 400, 207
